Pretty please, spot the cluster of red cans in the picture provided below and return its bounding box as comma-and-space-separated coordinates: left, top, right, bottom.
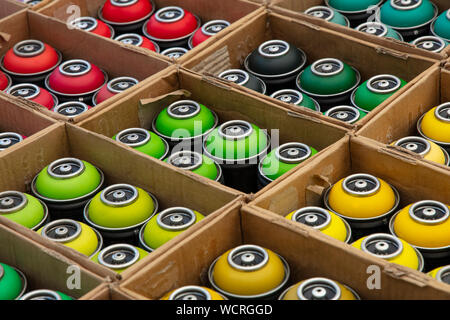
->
0, 37, 139, 120
71, 0, 229, 58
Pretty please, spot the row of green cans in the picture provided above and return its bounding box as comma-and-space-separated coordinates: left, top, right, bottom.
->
111, 99, 320, 193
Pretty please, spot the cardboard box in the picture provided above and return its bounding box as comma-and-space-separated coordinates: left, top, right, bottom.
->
270, 0, 449, 60
80, 283, 138, 300
182, 10, 440, 130
119, 200, 450, 300
0, 0, 27, 23
0, 10, 171, 122
249, 134, 450, 221
78, 67, 349, 195
0, 218, 106, 299
38, 0, 264, 63
0, 122, 242, 281
248, 135, 450, 292
0, 92, 57, 156
357, 66, 450, 170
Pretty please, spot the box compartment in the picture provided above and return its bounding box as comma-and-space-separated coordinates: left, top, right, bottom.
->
270, 0, 449, 60
0, 93, 57, 156
358, 66, 450, 170
78, 67, 349, 195
0, 10, 171, 122
0, 122, 241, 281
0, 220, 106, 299
38, 0, 263, 62
119, 200, 450, 300
183, 10, 439, 130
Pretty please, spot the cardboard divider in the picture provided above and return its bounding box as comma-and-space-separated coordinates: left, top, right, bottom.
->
78, 67, 349, 195
80, 283, 138, 300
38, 0, 263, 63
0, 0, 26, 23
26, 0, 56, 11
357, 66, 450, 170
0, 92, 58, 157
119, 200, 450, 300
270, 0, 449, 60
250, 136, 450, 216
182, 10, 439, 130
0, 220, 106, 299
0, 10, 171, 122
0, 122, 242, 281
244, 135, 450, 297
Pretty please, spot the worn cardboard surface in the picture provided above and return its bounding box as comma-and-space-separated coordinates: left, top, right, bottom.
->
0, 221, 105, 299
0, 0, 26, 23
358, 66, 450, 171
182, 11, 439, 131
0, 10, 171, 122
0, 122, 241, 282
78, 67, 349, 196
38, 0, 263, 63
0, 92, 58, 157
120, 200, 450, 300
80, 283, 138, 300
270, 0, 449, 60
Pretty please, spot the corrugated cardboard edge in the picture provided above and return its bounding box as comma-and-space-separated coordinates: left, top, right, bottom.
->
68, 65, 175, 124
80, 283, 140, 300
355, 136, 450, 174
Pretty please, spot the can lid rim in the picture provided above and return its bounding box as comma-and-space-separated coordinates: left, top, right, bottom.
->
292, 207, 332, 230
13, 39, 45, 58
97, 243, 140, 269
305, 6, 335, 22
157, 207, 197, 231
297, 277, 342, 300
201, 20, 230, 36
168, 286, 212, 300
41, 219, 82, 243
361, 233, 404, 260
70, 17, 98, 32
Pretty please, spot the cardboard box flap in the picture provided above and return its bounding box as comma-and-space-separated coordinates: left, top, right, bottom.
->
139, 90, 192, 129
0, 222, 106, 299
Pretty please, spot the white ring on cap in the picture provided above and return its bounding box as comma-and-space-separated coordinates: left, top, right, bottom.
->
297, 278, 341, 300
